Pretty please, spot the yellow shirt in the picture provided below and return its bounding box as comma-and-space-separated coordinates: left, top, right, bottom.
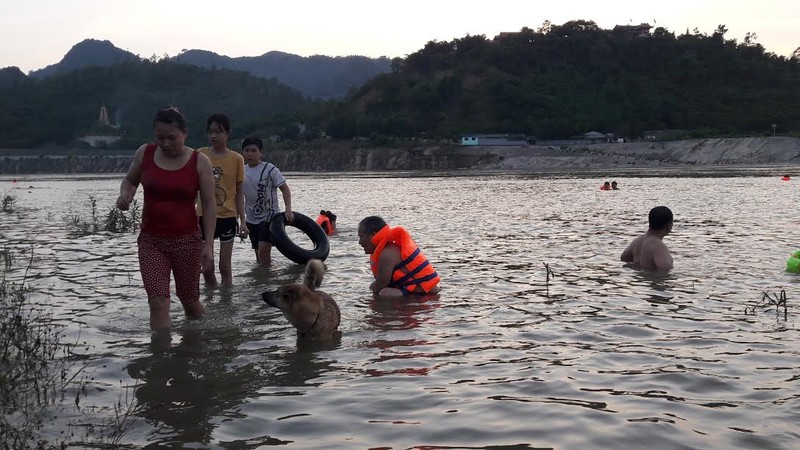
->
196, 147, 245, 219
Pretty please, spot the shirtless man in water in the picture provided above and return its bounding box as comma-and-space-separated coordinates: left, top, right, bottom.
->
620, 206, 674, 272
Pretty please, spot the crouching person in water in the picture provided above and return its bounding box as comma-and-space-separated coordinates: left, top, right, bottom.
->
357, 216, 440, 297
620, 205, 674, 272
116, 106, 217, 329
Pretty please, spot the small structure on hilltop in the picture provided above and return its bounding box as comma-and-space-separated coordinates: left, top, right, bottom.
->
613, 23, 652, 38
78, 105, 122, 148
493, 31, 520, 41
460, 134, 529, 146
98, 105, 112, 126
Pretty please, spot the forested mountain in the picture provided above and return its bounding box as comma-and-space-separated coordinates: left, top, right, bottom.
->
29, 39, 140, 79
172, 50, 391, 99
0, 67, 26, 88
318, 21, 800, 140
3, 21, 799, 150
14, 39, 390, 99
0, 60, 313, 148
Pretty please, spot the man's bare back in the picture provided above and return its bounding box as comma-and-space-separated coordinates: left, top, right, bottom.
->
620, 232, 673, 272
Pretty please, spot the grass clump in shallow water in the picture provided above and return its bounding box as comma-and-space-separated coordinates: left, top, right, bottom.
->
63, 194, 140, 236
0, 246, 12, 272
0, 251, 79, 448
0, 248, 140, 448
1, 192, 15, 213
104, 199, 140, 234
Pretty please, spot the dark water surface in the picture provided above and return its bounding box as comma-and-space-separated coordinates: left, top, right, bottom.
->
1, 172, 798, 449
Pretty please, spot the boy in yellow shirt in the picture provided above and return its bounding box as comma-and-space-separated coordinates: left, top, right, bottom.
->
197, 113, 246, 286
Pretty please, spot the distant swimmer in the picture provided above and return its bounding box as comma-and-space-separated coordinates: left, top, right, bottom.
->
781, 175, 790, 181
316, 210, 337, 236
600, 181, 611, 190
611, 181, 619, 190
620, 206, 674, 272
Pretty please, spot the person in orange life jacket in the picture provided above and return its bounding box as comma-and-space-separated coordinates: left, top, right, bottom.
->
357, 216, 440, 298
316, 210, 337, 236
601, 181, 611, 190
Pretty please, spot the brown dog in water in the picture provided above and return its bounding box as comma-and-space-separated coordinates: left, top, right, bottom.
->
262, 259, 341, 340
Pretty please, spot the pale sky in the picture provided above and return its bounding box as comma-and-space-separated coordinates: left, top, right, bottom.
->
1, 0, 798, 74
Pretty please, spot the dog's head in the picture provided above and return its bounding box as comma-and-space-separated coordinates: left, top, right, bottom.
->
262, 284, 321, 331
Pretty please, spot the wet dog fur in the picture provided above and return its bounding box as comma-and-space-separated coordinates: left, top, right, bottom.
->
262, 259, 341, 340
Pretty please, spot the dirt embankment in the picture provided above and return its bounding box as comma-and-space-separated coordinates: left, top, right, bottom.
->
475, 137, 800, 170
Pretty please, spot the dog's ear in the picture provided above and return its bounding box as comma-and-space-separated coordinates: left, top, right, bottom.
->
279, 285, 302, 302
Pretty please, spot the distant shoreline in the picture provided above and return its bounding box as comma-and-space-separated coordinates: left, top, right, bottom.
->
0, 147, 135, 157
1, 136, 799, 175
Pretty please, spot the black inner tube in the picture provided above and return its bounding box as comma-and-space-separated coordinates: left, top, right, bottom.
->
269, 212, 330, 264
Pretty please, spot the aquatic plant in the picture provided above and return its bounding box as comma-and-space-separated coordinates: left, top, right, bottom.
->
69, 380, 141, 448
0, 249, 78, 448
745, 290, 789, 320
543, 262, 556, 298
62, 194, 97, 235
63, 195, 140, 235
1, 193, 15, 213
0, 246, 12, 272
103, 199, 140, 233
0, 248, 140, 448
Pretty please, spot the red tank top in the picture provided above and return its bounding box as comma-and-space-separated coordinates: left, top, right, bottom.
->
140, 144, 200, 236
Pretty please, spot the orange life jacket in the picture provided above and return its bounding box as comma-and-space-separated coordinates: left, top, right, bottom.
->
600, 185, 611, 190
370, 225, 440, 295
316, 214, 334, 235
781, 176, 790, 181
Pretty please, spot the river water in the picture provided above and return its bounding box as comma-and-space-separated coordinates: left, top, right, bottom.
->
1, 170, 798, 449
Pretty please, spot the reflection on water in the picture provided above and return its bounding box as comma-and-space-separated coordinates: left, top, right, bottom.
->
363, 296, 440, 377
0, 172, 798, 449
126, 326, 257, 445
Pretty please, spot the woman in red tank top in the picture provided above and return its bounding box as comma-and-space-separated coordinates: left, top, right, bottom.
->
116, 107, 217, 330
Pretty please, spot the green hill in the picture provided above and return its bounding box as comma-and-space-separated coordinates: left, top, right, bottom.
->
22, 39, 391, 100
317, 21, 800, 141
3, 21, 799, 150
0, 60, 313, 148
29, 39, 140, 79
173, 50, 391, 99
